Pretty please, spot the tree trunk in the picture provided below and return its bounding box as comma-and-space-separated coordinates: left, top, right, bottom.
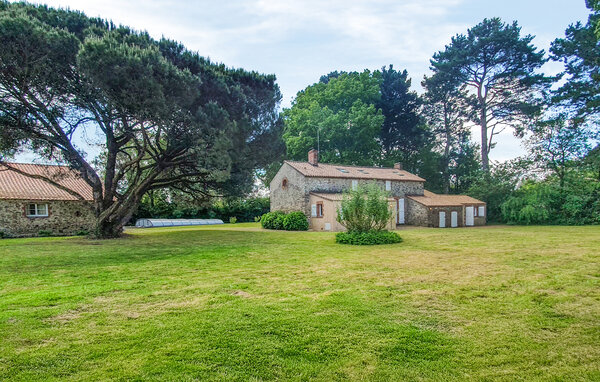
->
94, 219, 125, 239
443, 103, 451, 194
480, 104, 489, 172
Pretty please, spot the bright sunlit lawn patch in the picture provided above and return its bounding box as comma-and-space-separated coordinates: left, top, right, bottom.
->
0, 224, 598, 381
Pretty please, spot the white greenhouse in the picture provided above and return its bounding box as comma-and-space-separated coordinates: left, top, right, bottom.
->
135, 218, 224, 228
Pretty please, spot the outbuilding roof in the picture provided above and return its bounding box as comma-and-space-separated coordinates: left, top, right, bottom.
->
285, 161, 425, 182
0, 163, 94, 201
407, 190, 484, 207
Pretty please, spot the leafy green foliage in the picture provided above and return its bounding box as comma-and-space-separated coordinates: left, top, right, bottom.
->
335, 230, 402, 245
37, 230, 52, 237
260, 211, 285, 230
501, 175, 600, 225
282, 70, 383, 165
337, 183, 392, 232
260, 211, 305, 230
133, 194, 270, 223
282, 211, 309, 231
467, 160, 525, 222
229, 217, 237, 224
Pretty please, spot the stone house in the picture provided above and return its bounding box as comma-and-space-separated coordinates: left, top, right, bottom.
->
0, 163, 96, 237
270, 150, 486, 231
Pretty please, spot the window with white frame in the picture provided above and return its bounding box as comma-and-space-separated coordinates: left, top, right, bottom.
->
478, 206, 485, 217
352, 180, 358, 190
27, 203, 48, 217
385, 180, 391, 191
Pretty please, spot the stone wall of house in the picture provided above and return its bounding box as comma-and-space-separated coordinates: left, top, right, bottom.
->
0, 199, 95, 237
429, 206, 464, 228
406, 198, 430, 226
305, 177, 424, 198
270, 163, 310, 215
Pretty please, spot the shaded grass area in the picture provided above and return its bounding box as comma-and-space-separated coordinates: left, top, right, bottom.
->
0, 224, 599, 381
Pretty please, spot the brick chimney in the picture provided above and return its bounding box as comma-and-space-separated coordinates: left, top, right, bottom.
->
308, 149, 319, 166
394, 163, 403, 170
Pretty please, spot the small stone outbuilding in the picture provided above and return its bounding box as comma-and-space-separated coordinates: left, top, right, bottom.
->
0, 163, 96, 237
270, 150, 486, 231
406, 191, 487, 228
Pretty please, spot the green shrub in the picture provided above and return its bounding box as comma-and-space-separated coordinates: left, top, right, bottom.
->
260, 211, 285, 229
283, 211, 309, 231
254, 216, 261, 222
335, 230, 402, 245
0, 231, 6, 239
229, 217, 237, 224
75, 229, 89, 236
273, 213, 286, 230
38, 230, 53, 237
337, 183, 392, 232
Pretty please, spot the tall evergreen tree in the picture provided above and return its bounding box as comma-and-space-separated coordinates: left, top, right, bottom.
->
0, 3, 282, 237
430, 18, 550, 172
551, 2, 600, 129
422, 71, 474, 193
377, 65, 428, 166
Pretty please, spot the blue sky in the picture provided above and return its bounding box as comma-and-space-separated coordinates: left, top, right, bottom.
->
29, 0, 590, 162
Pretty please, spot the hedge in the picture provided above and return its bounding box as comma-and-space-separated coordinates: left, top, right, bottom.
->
283, 211, 310, 231
335, 230, 402, 245
261, 211, 308, 231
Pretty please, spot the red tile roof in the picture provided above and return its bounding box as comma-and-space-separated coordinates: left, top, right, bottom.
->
407, 190, 484, 207
285, 161, 425, 182
0, 163, 94, 201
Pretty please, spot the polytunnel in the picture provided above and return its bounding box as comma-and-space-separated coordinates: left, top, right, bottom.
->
135, 218, 224, 228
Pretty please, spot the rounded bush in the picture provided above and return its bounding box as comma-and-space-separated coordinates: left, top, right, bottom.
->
260, 211, 285, 229
272, 213, 286, 230
282, 211, 309, 231
335, 230, 402, 245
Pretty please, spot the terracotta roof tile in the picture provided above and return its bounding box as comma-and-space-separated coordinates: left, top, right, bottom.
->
407, 190, 484, 207
0, 163, 94, 201
286, 161, 425, 182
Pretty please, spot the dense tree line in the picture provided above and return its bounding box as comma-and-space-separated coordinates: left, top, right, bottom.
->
281, 3, 599, 225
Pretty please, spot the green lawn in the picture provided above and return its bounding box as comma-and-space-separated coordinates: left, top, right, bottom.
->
1, 224, 599, 381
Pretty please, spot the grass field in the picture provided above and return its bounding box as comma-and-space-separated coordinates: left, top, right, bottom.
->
1, 224, 599, 381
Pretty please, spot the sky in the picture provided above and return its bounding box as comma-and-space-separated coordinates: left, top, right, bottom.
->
24, 0, 591, 162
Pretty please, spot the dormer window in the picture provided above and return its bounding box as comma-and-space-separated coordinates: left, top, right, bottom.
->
337, 168, 349, 173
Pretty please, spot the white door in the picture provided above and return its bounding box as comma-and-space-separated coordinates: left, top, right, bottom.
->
451, 211, 458, 227
439, 211, 446, 228
465, 206, 474, 226
397, 198, 405, 224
